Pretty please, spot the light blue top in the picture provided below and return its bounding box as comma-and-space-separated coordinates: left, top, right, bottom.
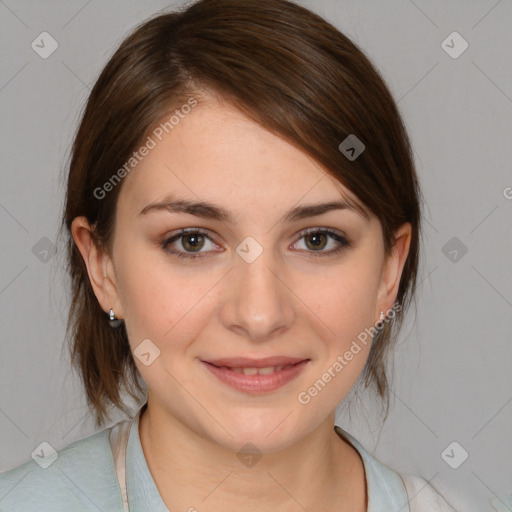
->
0, 411, 412, 511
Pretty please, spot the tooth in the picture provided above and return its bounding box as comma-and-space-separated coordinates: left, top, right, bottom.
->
231, 367, 244, 373
258, 366, 276, 375
242, 367, 259, 375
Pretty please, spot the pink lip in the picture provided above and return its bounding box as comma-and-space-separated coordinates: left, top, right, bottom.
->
201, 357, 310, 394
204, 356, 307, 368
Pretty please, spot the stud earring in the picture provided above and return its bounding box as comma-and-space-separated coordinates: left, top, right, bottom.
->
109, 308, 123, 328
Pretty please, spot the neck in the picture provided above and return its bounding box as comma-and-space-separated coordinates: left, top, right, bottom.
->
137, 401, 367, 512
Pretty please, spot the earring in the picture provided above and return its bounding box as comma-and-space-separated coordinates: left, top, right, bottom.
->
375, 310, 385, 330
109, 308, 123, 328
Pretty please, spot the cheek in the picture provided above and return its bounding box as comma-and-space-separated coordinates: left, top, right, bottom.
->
297, 281, 376, 407
117, 263, 216, 394
295, 260, 379, 393
115, 249, 216, 350
303, 263, 380, 342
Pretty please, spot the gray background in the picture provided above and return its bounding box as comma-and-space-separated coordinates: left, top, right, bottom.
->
1, 0, 511, 510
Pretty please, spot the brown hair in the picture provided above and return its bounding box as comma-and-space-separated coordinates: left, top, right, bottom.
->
62, 0, 423, 426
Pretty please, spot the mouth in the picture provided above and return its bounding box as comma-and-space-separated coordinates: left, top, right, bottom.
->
200, 357, 310, 393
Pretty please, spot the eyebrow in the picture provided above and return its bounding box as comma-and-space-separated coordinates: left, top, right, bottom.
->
139, 195, 370, 223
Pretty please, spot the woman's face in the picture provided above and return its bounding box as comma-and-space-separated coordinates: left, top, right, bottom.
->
98, 95, 410, 452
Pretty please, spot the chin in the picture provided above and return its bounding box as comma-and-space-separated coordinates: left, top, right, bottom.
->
197, 408, 311, 455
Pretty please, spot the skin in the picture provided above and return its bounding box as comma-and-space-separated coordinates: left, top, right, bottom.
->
72, 92, 411, 512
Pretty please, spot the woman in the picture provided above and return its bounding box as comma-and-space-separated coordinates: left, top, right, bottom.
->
0, 0, 459, 510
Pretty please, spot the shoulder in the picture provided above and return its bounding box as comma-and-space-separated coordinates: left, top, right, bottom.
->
400, 473, 459, 512
334, 426, 462, 512
0, 426, 123, 512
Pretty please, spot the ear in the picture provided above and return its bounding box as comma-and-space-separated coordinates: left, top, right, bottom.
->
71, 216, 124, 319
376, 222, 412, 316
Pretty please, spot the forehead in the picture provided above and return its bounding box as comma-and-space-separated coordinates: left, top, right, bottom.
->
117, 97, 368, 220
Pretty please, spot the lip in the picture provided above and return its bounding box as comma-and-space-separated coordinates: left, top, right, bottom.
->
201, 357, 310, 394
203, 356, 307, 368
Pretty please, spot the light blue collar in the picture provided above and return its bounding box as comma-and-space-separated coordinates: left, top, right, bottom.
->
125, 410, 168, 511
334, 426, 410, 512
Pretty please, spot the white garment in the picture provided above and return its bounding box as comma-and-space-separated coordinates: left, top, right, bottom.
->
401, 474, 457, 512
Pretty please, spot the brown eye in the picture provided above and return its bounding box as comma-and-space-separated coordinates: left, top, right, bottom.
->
181, 233, 205, 252
304, 232, 328, 251
161, 229, 221, 259
292, 228, 350, 257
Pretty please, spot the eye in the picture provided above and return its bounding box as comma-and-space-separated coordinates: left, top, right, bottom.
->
161, 227, 350, 260
161, 229, 221, 259
291, 228, 350, 257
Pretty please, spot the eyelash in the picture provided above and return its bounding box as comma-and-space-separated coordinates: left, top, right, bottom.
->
160, 228, 351, 260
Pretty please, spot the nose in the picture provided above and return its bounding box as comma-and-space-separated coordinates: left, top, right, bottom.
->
220, 246, 295, 343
